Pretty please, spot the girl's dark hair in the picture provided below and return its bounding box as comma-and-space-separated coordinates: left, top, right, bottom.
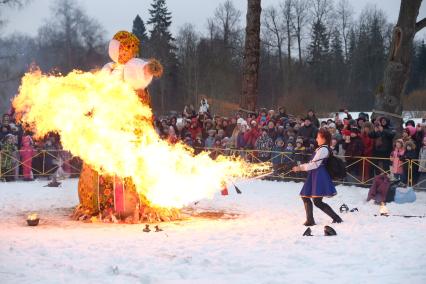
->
318, 128, 331, 146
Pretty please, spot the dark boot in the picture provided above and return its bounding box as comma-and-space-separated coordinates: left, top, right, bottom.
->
302, 197, 315, 226
313, 198, 343, 223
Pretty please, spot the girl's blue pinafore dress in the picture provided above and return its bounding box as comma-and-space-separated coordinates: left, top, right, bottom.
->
300, 146, 337, 198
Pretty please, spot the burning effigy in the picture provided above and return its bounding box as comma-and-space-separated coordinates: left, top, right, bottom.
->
12, 31, 269, 223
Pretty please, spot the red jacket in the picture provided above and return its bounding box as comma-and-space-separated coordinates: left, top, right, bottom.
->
360, 132, 373, 156
244, 127, 261, 148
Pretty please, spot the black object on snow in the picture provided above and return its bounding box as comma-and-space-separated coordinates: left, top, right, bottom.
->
324, 226, 337, 236
339, 204, 349, 213
155, 225, 163, 232
143, 224, 151, 232
303, 227, 313, 236
234, 184, 242, 194
350, 208, 359, 212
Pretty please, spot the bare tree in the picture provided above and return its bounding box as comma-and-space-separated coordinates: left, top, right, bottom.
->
212, 0, 242, 47
291, 0, 310, 63
176, 23, 200, 105
336, 0, 354, 59
262, 6, 285, 77
241, 0, 261, 112
311, 0, 333, 24
37, 0, 105, 72
374, 0, 426, 132
281, 0, 294, 93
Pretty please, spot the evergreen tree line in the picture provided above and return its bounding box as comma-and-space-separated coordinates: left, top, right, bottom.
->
1, 0, 425, 115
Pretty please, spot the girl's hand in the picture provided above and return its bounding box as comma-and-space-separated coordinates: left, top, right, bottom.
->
292, 166, 300, 172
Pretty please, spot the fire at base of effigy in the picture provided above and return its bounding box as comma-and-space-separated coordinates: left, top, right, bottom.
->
12, 31, 271, 224
13, 68, 270, 224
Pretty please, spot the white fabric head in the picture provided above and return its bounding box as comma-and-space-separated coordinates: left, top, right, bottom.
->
123, 58, 153, 90
108, 39, 120, 63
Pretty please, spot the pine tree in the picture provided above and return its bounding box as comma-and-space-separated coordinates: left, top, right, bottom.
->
147, 0, 173, 42
146, 0, 177, 112
308, 19, 329, 87
329, 28, 345, 93
132, 14, 148, 51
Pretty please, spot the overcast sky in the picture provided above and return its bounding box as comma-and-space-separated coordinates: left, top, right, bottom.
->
2, 0, 426, 39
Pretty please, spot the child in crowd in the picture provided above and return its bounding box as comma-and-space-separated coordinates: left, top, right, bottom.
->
390, 139, 405, 181
272, 138, 285, 174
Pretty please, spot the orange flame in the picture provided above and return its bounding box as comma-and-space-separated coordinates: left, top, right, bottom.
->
13, 69, 268, 208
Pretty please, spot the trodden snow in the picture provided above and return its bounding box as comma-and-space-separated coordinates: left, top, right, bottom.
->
1, 179, 425, 284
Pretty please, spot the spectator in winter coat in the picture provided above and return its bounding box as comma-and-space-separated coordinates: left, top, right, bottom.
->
369, 117, 395, 173
401, 140, 417, 185
244, 120, 261, 149
266, 120, 277, 141
255, 128, 274, 162
204, 129, 217, 148
330, 138, 340, 156
189, 118, 202, 140
272, 138, 286, 174
294, 137, 307, 164
256, 108, 270, 127
168, 126, 178, 144
298, 117, 318, 144
390, 139, 405, 181
367, 174, 390, 204
307, 110, 320, 128
343, 128, 364, 179
417, 136, 426, 189
193, 135, 204, 155
277, 107, 288, 120
20, 135, 35, 181
360, 122, 374, 181
236, 123, 248, 149
0, 125, 11, 143
1, 134, 17, 181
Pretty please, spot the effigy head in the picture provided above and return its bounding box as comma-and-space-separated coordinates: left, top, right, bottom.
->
108, 31, 140, 64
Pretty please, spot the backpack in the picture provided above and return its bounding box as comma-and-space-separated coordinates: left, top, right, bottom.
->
318, 146, 347, 180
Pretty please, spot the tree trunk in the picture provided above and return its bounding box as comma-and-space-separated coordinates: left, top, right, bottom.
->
241, 0, 261, 112
373, 0, 425, 133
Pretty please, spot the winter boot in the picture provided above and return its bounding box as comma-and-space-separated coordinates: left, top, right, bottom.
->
314, 198, 343, 224
302, 198, 316, 226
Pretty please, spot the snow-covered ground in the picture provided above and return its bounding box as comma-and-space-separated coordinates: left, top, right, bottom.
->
1, 179, 426, 284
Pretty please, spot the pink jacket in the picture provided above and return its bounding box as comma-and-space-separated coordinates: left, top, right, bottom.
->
390, 148, 404, 174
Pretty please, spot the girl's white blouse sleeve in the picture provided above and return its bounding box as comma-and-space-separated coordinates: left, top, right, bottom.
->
300, 147, 329, 171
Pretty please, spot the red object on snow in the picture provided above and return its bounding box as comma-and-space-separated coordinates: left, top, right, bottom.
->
221, 186, 229, 196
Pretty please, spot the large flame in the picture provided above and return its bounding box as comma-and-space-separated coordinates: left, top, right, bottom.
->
13, 69, 268, 208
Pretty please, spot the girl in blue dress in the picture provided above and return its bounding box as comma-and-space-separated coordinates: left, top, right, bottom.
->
293, 128, 343, 226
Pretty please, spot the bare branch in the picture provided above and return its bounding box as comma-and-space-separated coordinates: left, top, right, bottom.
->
416, 18, 426, 33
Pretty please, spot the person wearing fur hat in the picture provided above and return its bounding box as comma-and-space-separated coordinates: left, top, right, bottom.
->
293, 128, 343, 226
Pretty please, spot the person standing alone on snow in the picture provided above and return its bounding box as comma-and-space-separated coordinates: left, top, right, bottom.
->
293, 128, 343, 226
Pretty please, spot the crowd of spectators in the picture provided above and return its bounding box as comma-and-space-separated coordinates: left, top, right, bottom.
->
0, 113, 76, 182
2, 98, 426, 188
154, 100, 426, 188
